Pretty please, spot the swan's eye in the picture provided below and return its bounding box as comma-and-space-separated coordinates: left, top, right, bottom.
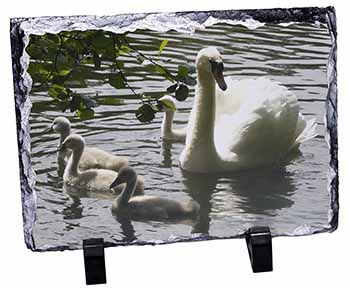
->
209, 59, 216, 70
209, 59, 224, 73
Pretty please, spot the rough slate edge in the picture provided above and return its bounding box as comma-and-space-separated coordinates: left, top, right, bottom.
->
9, 6, 338, 252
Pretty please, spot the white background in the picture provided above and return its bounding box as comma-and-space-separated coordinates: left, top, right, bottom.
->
1, 0, 348, 288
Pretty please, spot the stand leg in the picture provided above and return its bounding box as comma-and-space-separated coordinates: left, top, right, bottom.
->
83, 238, 107, 285
246, 226, 273, 273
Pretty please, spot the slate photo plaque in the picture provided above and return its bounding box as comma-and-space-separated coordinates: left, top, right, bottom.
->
10, 6, 338, 251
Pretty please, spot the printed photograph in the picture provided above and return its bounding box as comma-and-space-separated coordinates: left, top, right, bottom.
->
21, 13, 333, 250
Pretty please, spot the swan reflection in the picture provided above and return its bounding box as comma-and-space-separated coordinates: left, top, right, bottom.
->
161, 140, 174, 168
182, 169, 295, 234
115, 215, 137, 243
62, 195, 84, 220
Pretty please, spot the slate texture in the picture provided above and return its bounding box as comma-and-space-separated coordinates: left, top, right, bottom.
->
10, 6, 338, 251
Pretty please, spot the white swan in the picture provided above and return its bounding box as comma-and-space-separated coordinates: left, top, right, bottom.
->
46, 116, 128, 171
110, 166, 200, 221
180, 47, 317, 173
61, 134, 144, 196
158, 95, 186, 142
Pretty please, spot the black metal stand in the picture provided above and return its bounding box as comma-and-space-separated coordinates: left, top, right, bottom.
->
246, 226, 273, 273
83, 238, 107, 285
80, 228, 272, 284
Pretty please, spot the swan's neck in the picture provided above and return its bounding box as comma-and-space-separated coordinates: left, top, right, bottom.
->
162, 111, 175, 136
180, 69, 220, 172
59, 127, 71, 145
58, 127, 71, 161
117, 177, 137, 206
66, 146, 83, 177
189, 70, 217, 148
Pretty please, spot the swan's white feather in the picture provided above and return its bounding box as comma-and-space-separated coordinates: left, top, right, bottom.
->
159, 95, 187, 142
214, 77, 317, 169
180, 47, 317, 173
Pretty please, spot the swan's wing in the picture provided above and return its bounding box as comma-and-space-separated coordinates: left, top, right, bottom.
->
215, 78, 307, 168
290, 115, 317, 151
79, 146, 110, 170
84, 147, 112, 160
81, 147, 128, 171
216, 77, 245, 116
216, 77, 283, 117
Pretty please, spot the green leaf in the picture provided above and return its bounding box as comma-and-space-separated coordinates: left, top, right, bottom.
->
158, 98, 176, 111
153, 65, 173, 82
175, 84, 189, 101
59, 100, 71, 112
70, 94, 80, 112
48, 84, 69, 100
142, 94, 153, 101
51, 73, 66, 85
115, 60, 124, 69
176, 65, 197, 85
45, 33, 60, 44
151, 104, 159, 112
166, 83, 178, 93
92, 31, 111, 51
69, 93, 97, 113
27, 62, 51, 84
135, 104, 156, 123
136, 55, 146, 64
109, 73, 125, 89
76, 108, 95, 120
185, 64, 196, 74
118, 45, 132, 56
183, 76, 197, 86
66, 69, 87, 86
101, 97, 124, 105
81, 95, 97, 108
154, 65, 167, 76
93, 52, 101, 68
159, 39, 168, 55
177, 65, 189, 78
64, 37, 85, 54
58, 69, 72, 76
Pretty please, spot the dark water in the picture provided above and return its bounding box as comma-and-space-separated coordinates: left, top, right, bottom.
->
29, 22, 332, 250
